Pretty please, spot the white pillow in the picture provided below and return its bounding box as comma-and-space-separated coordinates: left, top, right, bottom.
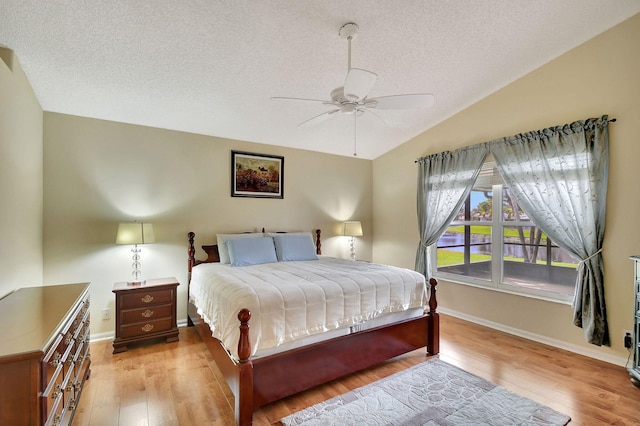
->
273, 233, 318, 261
227, 237, 277, 267
216, 233, 263, 264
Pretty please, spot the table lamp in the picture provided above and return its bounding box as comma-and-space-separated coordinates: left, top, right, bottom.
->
116, 221, 155, 285
343, 221, 363, 261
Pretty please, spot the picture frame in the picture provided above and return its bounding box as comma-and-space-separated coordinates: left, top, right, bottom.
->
231, 150, 284, 199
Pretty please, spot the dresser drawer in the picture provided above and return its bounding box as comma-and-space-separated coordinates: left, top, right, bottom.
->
43, 336, 74, 392
120, 288, 174, 308
120, 317, 174, 339
41, 363, 65, 424
121, 303, 173, 324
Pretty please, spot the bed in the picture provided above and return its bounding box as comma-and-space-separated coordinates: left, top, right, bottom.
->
187, 229, 439, 426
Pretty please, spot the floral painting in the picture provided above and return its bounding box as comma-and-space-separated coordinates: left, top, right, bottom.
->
231, 151, 284, 198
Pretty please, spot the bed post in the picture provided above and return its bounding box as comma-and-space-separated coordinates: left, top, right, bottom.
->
315, 229, 322, 255
187, 232, 196, 327
188, 232, 196, 284
237, 309, 254, 426
427, 277, 440, 355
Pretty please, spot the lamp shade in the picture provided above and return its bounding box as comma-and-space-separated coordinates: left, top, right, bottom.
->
343, 221, 363, 237
116, 222, 155, 245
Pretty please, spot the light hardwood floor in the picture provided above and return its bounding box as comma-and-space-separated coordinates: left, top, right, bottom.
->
73, 314, 640, 425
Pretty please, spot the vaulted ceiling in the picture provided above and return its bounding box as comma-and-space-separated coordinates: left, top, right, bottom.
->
2, 1, 639, 159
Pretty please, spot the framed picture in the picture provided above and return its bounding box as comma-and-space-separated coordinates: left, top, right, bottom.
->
231, 150, 284, 198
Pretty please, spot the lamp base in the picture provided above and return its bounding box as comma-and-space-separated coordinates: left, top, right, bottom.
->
349, 236, 356, 261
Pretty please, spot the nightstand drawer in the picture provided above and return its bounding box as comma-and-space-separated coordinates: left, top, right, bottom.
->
120, 288, 174, 308
120, 317, 173, 339
121, 304, 173, 324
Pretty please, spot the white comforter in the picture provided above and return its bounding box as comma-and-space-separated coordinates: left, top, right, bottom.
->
189, 257, 427, 360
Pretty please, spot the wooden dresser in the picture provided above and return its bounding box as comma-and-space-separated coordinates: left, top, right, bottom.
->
112, 277, 179, 353
0, 282, 91, 426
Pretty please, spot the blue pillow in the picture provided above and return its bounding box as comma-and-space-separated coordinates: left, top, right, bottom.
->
273, 234, 318, 261
227, 237, 277, 266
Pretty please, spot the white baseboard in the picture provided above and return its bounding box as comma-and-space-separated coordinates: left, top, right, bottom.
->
439, 307, 630, 367
89, 318, 190, 343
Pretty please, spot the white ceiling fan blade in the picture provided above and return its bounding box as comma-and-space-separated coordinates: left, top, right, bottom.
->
270, 96, 332, 105
343, 68, 377, 101
358, 108, 389, 126
367, 93, 435, 109
298, 109, 340, 127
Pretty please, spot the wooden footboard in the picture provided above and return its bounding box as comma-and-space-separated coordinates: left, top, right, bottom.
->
188, 279, 439, 426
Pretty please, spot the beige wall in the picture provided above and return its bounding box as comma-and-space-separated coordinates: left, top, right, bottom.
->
0, 47, 43, 297
373, 13, 640, 364
43, 113, 372, 335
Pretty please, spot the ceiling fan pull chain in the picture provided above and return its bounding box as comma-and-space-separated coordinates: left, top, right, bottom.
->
353, 113, 358, 156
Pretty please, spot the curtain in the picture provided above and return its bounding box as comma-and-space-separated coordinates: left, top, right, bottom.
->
489, 116, 610, 346
415, 144, 488, 278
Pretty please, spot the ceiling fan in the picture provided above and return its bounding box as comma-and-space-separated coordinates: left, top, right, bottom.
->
271, 22, 435, 156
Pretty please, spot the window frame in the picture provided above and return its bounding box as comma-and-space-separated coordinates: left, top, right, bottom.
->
432, 165, 576, 304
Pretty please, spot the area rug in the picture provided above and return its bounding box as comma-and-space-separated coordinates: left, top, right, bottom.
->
280, 358, 570, 426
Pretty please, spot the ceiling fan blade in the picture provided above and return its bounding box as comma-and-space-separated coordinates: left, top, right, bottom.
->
343, 68, 377, 101
367, 93, 435, 109
358, 108, 389, 126
270, 96, 332, 105
298, 109, 340, 127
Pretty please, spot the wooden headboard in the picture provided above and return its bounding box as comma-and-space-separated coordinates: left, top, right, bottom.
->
187, 229, 322, 283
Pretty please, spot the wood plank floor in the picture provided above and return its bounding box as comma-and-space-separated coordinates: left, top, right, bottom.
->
73, 314, 640, 425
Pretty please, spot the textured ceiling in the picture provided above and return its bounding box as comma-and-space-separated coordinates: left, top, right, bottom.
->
2, 1, 639, 159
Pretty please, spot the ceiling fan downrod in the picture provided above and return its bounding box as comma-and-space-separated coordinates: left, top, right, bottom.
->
339, 22, 359, 71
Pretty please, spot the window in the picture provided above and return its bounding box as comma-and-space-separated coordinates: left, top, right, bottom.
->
433, 162, 578, 302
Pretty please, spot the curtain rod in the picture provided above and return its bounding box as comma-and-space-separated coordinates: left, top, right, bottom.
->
414, 117, 617, 163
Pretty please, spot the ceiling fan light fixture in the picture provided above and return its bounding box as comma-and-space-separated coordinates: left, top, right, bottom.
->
340, 103, 357, 114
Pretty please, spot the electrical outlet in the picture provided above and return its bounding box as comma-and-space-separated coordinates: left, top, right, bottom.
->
624, 330, 633, 349
101, 308, 111, 320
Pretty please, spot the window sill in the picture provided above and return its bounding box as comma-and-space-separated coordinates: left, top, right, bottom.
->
434, 272, 574, 305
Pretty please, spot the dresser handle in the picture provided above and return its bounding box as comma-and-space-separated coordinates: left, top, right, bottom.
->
52, 415, 62, 426
50, 352, 61, 367
68, 398, 76, 411
141, 324, 154, 333
52, 383, 62, 399
142, 309, 154, 318
141, 294, 154, 303
64, 332, 73, 345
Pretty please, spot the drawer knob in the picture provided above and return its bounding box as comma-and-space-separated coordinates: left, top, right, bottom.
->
142, 309, 154, 318
141, 324, 154, 333
141, 294, 154, 303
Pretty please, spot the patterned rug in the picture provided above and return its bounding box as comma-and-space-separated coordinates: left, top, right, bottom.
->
281, 358, 570, 426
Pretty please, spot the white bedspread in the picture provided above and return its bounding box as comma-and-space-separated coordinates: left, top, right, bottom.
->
189, 257, 427, 360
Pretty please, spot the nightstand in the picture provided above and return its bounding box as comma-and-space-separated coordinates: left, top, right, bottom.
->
112, 277, 179, 354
